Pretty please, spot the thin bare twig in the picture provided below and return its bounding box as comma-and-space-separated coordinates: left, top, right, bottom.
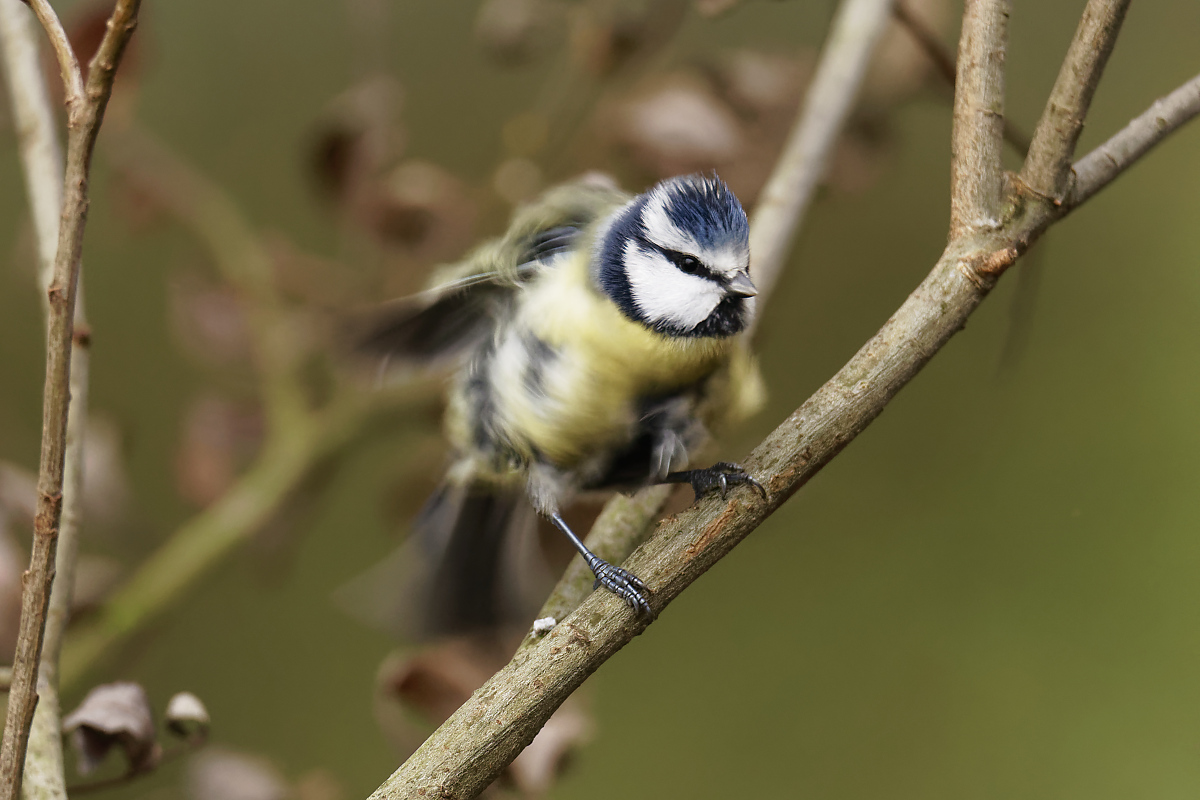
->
20, 0, 79, 115
949, 0, 1010, 237
892, 0, 1030, 155
0, 0, 88, 796
1021, 0, 1130, 202
0, 2, 140, 798
1069, 72, 1200, 207
893, 0, 955, 84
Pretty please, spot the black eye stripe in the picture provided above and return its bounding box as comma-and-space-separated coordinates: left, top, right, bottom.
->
662, 249, 715, 279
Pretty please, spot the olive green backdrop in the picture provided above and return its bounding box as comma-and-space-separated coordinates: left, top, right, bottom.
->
1, 1, 1199, 798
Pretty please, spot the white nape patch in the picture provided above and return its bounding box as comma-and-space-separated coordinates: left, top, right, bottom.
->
641, 190, 749, 278
623, 240, 724, 331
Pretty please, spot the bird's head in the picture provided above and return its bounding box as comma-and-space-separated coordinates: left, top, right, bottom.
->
596, 174, 755, 338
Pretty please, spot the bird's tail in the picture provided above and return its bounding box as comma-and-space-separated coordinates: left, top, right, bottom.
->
337, 479, 549, 639
415, 480, 549, 636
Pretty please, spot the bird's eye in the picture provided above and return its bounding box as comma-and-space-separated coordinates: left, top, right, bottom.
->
676, 255, 701, 274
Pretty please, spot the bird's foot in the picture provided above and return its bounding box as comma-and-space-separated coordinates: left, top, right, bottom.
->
589, 558, 652, 616
671, 462, 767, 500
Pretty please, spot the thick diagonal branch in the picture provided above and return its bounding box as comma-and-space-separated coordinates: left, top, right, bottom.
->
949, 0, 1010, 236
366, 69, 1200, 800
1021, 0, 1131, 201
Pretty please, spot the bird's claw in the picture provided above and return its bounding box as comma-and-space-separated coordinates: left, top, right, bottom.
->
590, 559, 652, 616
687, 462, 767, 500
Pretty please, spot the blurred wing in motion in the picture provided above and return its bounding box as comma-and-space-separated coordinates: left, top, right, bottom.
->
353, 174, 629, 367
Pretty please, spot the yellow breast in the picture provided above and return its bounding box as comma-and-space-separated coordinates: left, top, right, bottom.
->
491, 256, 732, 467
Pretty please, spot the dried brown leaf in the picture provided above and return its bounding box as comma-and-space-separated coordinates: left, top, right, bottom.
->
169, 272, 254, 366
308, 76, 405, 207
862, 0, 952, 110
187, 749, 288, 800
165, 691, 211, 739
378, 638, 506, 727
693, 0, 741, 18
374, 636, 593, 794
0, 461, 37, 522
474, 0, 565, 67
571, 0, 689, 77
63, 682, 160, 775
70, 554, 124, 615
83, 415, 131, 528
0, 523, 23, 662
369, 160, 477, 270
174, 394, 264, 506
608, 74, 745, 178
294, 769, 346, 800
508, 697, 593, 795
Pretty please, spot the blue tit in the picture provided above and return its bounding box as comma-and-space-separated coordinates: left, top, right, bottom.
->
361, 173, 765, 636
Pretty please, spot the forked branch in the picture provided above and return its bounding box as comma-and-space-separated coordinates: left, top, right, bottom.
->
1021, 0, 1131, 201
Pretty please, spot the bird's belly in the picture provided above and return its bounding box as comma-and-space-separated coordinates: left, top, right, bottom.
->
491, 317, 727, 469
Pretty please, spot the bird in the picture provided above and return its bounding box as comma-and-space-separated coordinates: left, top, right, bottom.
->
359, 172, 766, 636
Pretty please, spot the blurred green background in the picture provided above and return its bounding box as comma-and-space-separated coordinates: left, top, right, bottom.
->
2, 0, 1200, 798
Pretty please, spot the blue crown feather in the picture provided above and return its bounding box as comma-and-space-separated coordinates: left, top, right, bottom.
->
656, 175, 749, 250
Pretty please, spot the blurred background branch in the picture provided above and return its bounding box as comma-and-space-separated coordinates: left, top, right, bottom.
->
59, 126, 440, 688
893, 0, 1029, 154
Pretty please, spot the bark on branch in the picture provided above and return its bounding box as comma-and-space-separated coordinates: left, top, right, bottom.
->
0, 0, 89, 795
1069, 71, 1200, 206
1020, 0, 1131, 202
0, 2, 140, 798
949, 0, 1010, 236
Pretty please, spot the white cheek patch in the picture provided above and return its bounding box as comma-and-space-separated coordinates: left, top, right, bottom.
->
623, 241, 724, 331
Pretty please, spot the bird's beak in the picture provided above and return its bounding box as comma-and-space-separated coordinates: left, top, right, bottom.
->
726, 271, 758, 298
